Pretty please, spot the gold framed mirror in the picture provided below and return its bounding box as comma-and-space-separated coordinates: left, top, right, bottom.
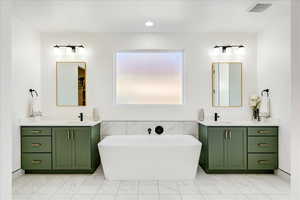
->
56, 62, 86, 106
212, 62, 242, 107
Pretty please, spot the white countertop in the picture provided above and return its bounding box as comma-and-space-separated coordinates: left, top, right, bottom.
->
20, 119, 101, 127
198, 120, 279, 127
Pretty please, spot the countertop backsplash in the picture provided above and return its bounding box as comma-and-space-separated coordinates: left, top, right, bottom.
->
101, 121, 198, 140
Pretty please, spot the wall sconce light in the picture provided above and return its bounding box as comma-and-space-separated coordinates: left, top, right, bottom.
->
213, 45, 245, 56
53, 45, 85, 56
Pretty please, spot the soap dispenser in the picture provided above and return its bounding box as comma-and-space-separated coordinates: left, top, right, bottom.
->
198, 108, 205, 121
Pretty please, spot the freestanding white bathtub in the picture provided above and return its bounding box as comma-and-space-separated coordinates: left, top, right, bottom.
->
98, 135, 202, 180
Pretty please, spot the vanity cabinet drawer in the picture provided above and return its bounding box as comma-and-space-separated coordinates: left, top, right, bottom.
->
22, 127, 51, 136
248, 127, 278, 136
21, 153, 52, 170
248, 137, 278, 153
248, 154, 278, 170
22, 137, 51, 153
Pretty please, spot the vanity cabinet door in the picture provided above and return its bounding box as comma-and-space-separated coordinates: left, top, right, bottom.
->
73, 127, 91, 170
52, 128, 74, 169
208, 128, 226, 170
226, 128, 247, 170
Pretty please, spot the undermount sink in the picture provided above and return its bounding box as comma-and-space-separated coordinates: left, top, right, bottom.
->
216, 121, 232, 124
208, 121, 234, 125
19, 119, 101, 126
199, 120, 279, 127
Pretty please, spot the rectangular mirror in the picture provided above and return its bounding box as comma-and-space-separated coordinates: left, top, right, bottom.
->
212, 62, 242, 107
56, 62, 86, 106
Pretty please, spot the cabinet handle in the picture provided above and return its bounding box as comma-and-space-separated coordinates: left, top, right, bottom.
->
257, 143, 272, 147
67, 130, 70, 140
257, 130, 272, 134
31, 130, 42, 134
229, 130, 232, 140
31, 143, 42, 147
257, 160, 270, 165
224, 130, 228, 140
31, 160, 42, 164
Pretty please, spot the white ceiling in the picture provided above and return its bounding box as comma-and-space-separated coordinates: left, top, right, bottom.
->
13, 0, 290, 33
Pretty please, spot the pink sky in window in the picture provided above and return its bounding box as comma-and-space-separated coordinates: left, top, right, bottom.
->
116, 51, 183, 104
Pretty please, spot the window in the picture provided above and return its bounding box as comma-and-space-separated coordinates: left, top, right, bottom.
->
116, 51, 183, 104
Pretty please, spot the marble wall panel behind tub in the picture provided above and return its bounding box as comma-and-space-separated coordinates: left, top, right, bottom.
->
100, 121, 198, 139
101, 121, 127, 138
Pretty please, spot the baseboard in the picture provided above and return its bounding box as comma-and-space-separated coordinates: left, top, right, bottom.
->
12, 169, 24, 179
275, 168, 290, 182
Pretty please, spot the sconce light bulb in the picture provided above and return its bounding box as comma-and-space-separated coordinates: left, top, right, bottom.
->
66, 47, 75, 56
78, 47, 86, 56
211, 46, 222, 56
225, 47, 233, 55
237, 46, 246, 55
54, 46, 62, 56
212, 47, 221, 56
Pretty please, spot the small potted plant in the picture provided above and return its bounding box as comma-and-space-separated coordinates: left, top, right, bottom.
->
249, 95, 261, 121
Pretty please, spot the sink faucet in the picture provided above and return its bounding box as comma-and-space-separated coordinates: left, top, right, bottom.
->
214, 113, 220, 122
78, 113, 83, 122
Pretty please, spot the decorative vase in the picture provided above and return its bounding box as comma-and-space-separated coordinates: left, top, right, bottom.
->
253, 108, 260, 121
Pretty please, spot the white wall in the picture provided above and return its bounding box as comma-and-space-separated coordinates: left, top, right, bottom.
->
257, 16, 291, 173
0, 0, 13, 199
12, 18, 41, 172
41, 33, 258, 121
291, 0, 300, 199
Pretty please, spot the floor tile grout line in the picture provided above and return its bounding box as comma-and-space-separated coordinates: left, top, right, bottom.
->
156, 180, 159, 196
114, 181, 121, 199
12, 167, 291, 200
176, 181, 183, 200
137, 180, 140, 196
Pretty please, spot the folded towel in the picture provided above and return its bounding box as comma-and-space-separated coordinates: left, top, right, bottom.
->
260, 95, 270, 118
30, 96, 42, 117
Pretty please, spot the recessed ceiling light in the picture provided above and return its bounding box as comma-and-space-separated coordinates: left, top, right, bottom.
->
145, 20, 155, 27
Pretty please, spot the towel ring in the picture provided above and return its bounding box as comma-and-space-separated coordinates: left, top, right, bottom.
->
261, 89, 270, 97
29, 89, 39, 98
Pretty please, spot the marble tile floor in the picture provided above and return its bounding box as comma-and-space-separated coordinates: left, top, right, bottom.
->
12, 167, 290, 200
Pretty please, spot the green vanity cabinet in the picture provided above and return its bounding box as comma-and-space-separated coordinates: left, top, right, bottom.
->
73, 127, 92, 169
206, 127, 247, 171
52, 127, 93, 170
52, 128, 74, 170
22, 137, 52, 153
199, 124, 278, 173
226, 128, 247, 170
21, 123, 101, 174
207, 128, 226, 170
247, 127, 278, 171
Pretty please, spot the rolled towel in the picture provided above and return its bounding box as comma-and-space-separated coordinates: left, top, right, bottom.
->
260, 95, 270, 118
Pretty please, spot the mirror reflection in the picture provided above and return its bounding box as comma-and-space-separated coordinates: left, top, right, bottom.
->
212, 62, 242, 107
56, 62, 86, 106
